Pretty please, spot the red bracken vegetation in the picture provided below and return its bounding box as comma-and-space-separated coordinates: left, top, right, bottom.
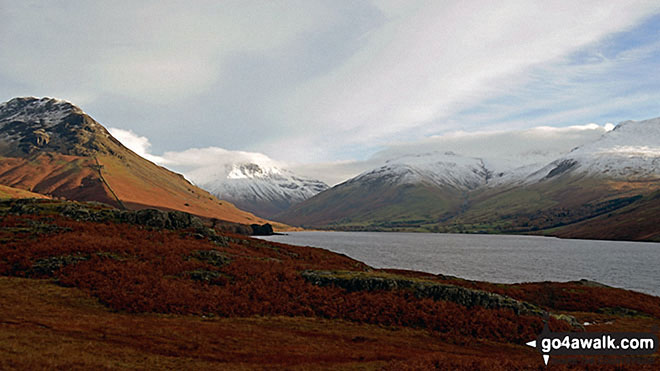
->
0, 213, 561, 344
1, 208, 659, 369
426, 277, 660, 320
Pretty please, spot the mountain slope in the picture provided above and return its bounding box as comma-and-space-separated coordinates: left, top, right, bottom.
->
0, 97, 274, 226
277, 118, 660, 240
528, 117, 660, 181
190, 162, 328, 218
0, 184, 50, 199
277, 152, 487, 228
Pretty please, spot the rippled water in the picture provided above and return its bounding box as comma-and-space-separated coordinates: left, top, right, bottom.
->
258, 232, 660, 297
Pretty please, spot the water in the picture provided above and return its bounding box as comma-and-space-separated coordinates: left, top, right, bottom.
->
258, 232, 660, 297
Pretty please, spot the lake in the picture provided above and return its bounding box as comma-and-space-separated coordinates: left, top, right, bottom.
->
257, 232, 660, 297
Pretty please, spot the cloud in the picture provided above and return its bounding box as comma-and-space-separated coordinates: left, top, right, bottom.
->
109, 126, 291, 184
160, 147, 287, 185
110, 123, 617, 187
107, 127, 167, 164
262, 1, 660, 161
2, 1, 658, 165
371, 123, 616, 173
297, 123, 618, 184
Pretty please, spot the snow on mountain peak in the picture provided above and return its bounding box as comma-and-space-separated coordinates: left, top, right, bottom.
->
0, 97, 83, 127
0, 96, 107, 156
226, 162, 282, 180
353, 151, 490, 190
185, 160, 328, 218
348, 118, 659, 189
530, 117, 660, 181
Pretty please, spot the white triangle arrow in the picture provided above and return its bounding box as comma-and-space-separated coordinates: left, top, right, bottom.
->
543, 354, 550, 365
526, 340, 536, 348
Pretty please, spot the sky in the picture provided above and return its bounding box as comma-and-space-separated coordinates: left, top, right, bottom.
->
2, 1, 660, 185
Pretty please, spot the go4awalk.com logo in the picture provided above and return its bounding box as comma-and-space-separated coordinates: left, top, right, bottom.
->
526, 321, 658, 366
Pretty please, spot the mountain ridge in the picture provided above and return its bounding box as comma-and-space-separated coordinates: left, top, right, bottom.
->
0, 96, 280, 228
276, 117, 660, 241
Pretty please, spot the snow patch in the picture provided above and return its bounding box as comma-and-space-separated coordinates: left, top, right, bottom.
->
0, 97, 82, 129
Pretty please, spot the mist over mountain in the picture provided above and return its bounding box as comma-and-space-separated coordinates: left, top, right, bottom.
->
277, 117, 660, 241
104, 131, 330, 219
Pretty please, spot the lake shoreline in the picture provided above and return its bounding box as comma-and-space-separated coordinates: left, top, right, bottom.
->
258, 231, 660, 297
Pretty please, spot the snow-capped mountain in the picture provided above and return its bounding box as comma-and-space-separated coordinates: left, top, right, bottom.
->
0, 96, 81, 124
348, 151, 490, 191
190, 162, 328, 218
0, 97, 102, 156
347, 118, 659, 189
531, 117, 660, 181
278, 117, 660, 240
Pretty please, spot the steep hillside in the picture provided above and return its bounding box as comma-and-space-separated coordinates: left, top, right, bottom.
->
0, 97, 276, 226
277, 118, 659, 240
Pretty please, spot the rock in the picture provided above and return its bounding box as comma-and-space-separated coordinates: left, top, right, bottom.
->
186, 269, 223, 284
250, 223, 274, 235
31, 254, 89, 276
169, 210, 205, 230
300, 270, 572, 321
135, 209, 170, 228
59, 204, 91, 221
190, 250, 230, 267
3, 199, 231, 244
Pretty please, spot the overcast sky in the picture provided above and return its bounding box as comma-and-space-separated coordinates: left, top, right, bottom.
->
2, 1, 660, 184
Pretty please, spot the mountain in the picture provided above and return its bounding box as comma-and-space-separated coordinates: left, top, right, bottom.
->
0, 97, 276, 226
277, 117, 660, 240
528, 118, 660, 181
274, 152, 489, 228
188, 162, 328, 218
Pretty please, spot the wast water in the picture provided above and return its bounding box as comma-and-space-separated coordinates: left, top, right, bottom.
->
258, 232, 660, 297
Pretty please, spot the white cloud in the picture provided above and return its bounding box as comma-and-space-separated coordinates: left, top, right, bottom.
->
292, 122, 619, 184
110, 123, 618, 187
372, 123, 615, 173
265, 0, 660, 161
109, 126, 291, 184
108, 127, 167, 164
161, 147, 285, 184
4, 2, 658, 166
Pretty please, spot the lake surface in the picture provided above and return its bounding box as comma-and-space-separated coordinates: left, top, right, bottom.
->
257, 232, 660, 297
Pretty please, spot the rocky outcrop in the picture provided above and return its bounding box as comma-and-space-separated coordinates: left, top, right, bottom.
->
545, 159, 578, 179
301, 270, 580, 327
302, 270, 582, 327
1, 199, 229, 245
250, 223, 274, 236
189, 249, 230, 267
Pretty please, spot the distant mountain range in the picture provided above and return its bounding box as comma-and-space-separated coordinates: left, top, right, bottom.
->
2, 96, 657, 241
0, 97, 277, 227
276, 118, 660, 241
188, 162, 328, 219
